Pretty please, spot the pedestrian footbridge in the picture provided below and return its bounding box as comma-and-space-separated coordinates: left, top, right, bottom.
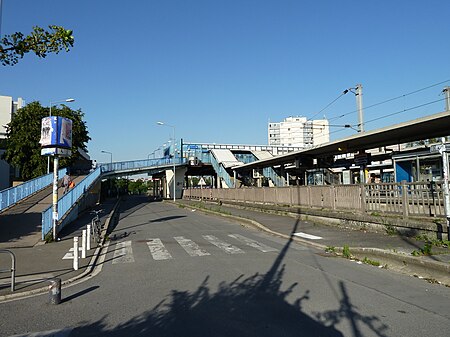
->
0, 158, 187, 242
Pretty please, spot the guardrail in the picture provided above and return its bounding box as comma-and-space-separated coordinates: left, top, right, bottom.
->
41, 167, 101, 240
0, 168, 66, 212
100, 157, 185, 174
0, 249, 16, 292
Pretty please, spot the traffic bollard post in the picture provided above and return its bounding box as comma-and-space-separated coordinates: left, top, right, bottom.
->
87, 224, 91, 251
73, 237, 79, 271
82, 230, 86, 258
48, 278, 61, 305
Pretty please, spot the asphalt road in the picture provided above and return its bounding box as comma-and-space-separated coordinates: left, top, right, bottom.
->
1, 195, 449, 337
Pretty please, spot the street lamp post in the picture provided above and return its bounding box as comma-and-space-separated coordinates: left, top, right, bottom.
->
157, 121, 176, 202
101, 150, 112, 165
49, 98, 74, 241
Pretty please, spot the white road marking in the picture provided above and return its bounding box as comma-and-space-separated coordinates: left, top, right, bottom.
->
203, 235, 245, 254
62, 247, 83, 260
293, 232, 323, 240
228, 234, 278, 253
174, 236, 210, 257
147, 238, 173, 260
112, 240, 135, 264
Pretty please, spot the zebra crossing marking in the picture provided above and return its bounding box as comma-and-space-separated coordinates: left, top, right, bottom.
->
228, 234, 278, 253
174, 236, 210, 257
112, 240, 135, 264
62, 247, 82, 260
202, 235, 244, 254
147, 238, 173, 260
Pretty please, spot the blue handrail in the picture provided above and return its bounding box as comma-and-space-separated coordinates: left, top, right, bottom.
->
209, 152, 234, 188
0, 168, 66, 212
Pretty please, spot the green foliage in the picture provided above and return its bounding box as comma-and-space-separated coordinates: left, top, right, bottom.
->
2, 102, 90, 180
362, 257, 381, 267
325, 246, 336, 254
342, 245, 351, 259
1, 25, 74, 66
411, 242, 433, 256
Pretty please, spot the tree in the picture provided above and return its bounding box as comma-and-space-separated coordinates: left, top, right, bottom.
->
0, 25, 74, 66
2, 101, 90, 180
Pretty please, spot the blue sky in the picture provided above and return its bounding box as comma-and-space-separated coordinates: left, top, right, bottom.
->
1, 0, 450, 162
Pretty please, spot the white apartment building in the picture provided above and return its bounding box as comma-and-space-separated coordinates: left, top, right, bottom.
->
0, 95, 24, 138
268, 116, 329, 148
0, 95, 25, 189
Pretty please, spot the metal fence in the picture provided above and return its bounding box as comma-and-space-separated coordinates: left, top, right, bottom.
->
0, 168, 66, 212
184, 181, 447, 218
41, 167, 101, 240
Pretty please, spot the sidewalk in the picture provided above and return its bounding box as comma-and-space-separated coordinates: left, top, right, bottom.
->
177, 199, 450, 286
0, 198, 118, 301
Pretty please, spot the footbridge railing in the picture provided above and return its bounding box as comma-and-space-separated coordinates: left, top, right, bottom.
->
0, 168, 66, 213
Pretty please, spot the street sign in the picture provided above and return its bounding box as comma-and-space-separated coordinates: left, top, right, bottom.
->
354, 152, 371, 165
198, 177, 206, 186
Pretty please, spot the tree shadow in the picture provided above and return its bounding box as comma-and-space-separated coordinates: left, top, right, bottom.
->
71, 216, 389, 336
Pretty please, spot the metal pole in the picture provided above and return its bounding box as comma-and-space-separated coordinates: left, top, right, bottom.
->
47, 104, 52, 174
86, 224, 91, 251
444, 86, 450, 111
440, 137, 450, 240
81, 229, 86, 258
52, 156, 59, 241
73, 237, 79, 271
173, 127, 176, 202
356, 84, 364, 133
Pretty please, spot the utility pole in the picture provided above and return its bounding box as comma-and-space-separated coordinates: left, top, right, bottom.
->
442, 87, 450, 240
355, 84, 364, 133
440, 137, 450, 241
443, 86, 450, 111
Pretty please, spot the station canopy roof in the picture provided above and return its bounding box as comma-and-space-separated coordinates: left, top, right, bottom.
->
235, 110, 450, 171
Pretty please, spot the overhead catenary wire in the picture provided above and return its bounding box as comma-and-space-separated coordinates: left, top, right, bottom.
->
327, 79, 450, 123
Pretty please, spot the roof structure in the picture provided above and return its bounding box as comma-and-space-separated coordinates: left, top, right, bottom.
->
235, 110, 450, 171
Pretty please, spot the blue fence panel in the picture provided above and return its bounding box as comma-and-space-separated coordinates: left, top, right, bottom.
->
41, 167, 101, 240
0, 168, 66, 212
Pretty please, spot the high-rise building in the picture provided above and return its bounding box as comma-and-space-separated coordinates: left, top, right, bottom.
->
0, 95, 25, 189
0, 95, 24, 138
268, 116, 329, 148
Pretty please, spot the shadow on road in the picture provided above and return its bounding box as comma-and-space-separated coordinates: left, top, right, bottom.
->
71, 215, 390, 337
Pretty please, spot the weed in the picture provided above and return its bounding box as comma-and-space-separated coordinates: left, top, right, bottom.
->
342, 244, 351, 259
384, 223, 398, 236
370, 211, 381, 217
178, 204, 186, 209
325, 246, 336, 254
411, 242, 433, 256
362, 257, 381, 266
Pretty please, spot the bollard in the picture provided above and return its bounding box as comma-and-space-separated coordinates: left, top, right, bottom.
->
73, 237, 79, 271
82, 230, 87, 259
87, 224, 91, 251
48, 278, 61, 305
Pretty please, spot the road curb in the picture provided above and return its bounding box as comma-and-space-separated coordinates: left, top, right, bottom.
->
0, 198, 122, 303
177, 200, 450, 286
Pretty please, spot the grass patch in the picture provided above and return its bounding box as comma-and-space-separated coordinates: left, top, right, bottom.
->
362, 257, 381, 266
325, 246, 336, 254
342, 244, 351, 259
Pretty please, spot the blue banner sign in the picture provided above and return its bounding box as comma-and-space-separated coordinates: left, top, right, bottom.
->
39, 116, 73, 149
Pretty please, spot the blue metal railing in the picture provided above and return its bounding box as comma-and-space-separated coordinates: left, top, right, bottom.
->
41, 167, 101, 240
41, 158, 187, 239
209, 152, 234, 188
0, 168, 66, 212
100, 157, 185, 174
